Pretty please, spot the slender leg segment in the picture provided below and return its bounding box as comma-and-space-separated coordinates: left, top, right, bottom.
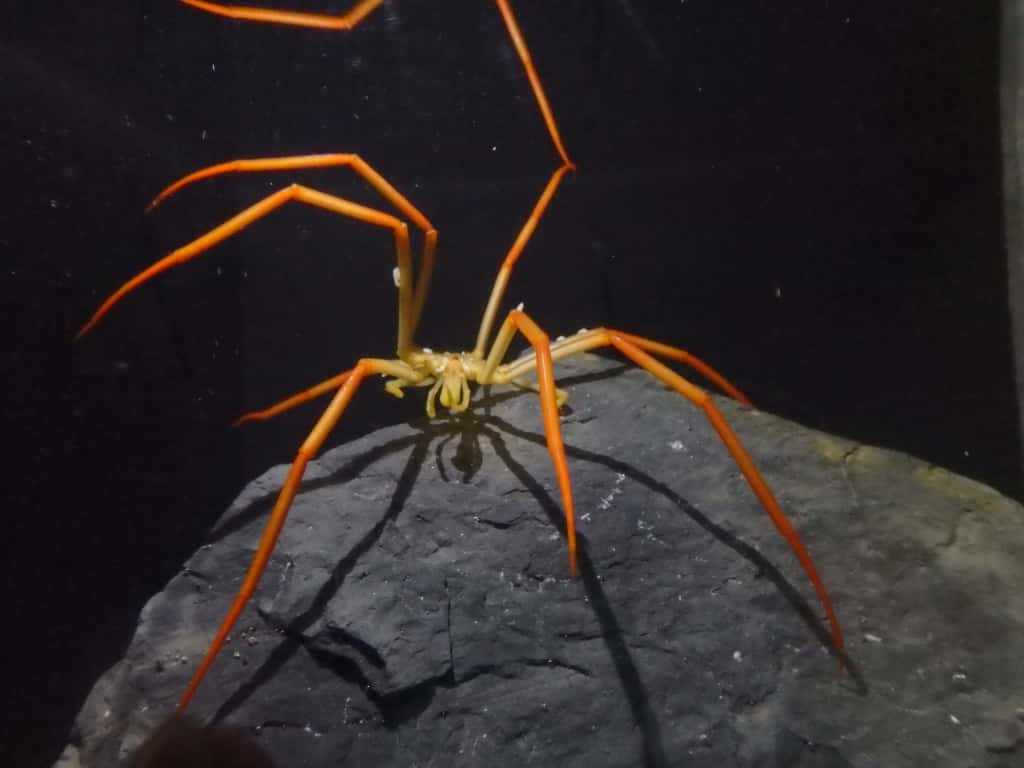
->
482, 309, 578, 576
485, 327, 843, 653
606, 333, 843, 653
147, 155, 433, 230
80, 154, 438, 351
472, 164, 575, 358
473, 0, 577, 357
178, 0, 384, 29
146, 154, 438, 331
499, 328, 755, 407
177, 357, 411, 710
76, 185, 422, 356
234, 353, 426, 425
177, 0, 573, 167
233, 369, 356, 425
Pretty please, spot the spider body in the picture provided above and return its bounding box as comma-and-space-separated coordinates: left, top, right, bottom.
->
78, 0, 844, 713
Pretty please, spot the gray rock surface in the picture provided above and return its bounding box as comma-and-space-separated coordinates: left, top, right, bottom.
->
57, 354, 1024, 767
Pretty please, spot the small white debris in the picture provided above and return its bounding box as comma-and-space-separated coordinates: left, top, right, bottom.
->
392, 266, 401, 287
732, 650, 743, 662
949, 714, 961, 726
668, 440, 684, 451
863, 633, 883, 644
422, 347, 433, 354
597, 473, 626, 510
515, 302, 525, 311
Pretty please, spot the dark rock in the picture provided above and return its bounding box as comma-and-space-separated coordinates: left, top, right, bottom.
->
56, 354, 1024, 767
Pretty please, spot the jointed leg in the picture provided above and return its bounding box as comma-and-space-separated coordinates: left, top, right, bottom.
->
472, 0, 578, 356
76, 185, 419, 356
178, 0, 573, 168
485, 326, 843, 653
501, 328, 755, 407
146, 153, 439, 342
178, 0, 384, 30
178, 356, 412, 710
493, 0, 573, 168
176, 0, 576, 360
234, 370, 357, 426
472, 164, 575, 357
233, 352, 425, 425
481, 309, 579, 576
605, 333, 843, 652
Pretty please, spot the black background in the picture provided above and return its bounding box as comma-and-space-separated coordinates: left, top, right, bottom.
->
3, 1, 1018, 765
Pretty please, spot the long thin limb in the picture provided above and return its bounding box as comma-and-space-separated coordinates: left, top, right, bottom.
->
486, 327, 842, 653
147, 153, 439, 343
235, 370, 356, 425
472, 0, 577, 357
179, 357, 395, 710
178, 0, 575, 359
178, 0, 384, 29
76, 185, 417, 357
472, 164, 575, 358
607, 333, 843, 652
233, 357, 422, 425
498, 327, 754, 406
181, 0, 573, 169
494, 0, 573, 167
480, 309, 578, 576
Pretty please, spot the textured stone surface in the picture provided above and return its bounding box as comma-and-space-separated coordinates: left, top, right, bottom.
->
57, 354, 1024, 767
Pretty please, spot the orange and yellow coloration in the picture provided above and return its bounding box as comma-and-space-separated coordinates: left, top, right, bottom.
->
77, 0, 843, 712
